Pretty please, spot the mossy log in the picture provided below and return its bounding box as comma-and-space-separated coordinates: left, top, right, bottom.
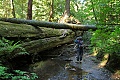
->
0, 21, 74, 57
0, 21, 64, 38
22, 32, 74, 54
0, 18, 97, 31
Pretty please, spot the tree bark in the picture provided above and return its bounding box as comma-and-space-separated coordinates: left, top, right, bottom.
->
0, 18, 97, 31
59, 0, 70, 23
49, 0, 54, 22
22, 33, 74, 54
64, 0, 70, 17
11, 0, 16, 18
27, 0, 33, 20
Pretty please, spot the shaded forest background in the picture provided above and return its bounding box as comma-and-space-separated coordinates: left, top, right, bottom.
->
0, 0, 120, 79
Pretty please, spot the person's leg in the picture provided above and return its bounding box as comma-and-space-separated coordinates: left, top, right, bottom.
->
80, 49, 83, 61
76, 50, 80, 61
80, 52, 83, 61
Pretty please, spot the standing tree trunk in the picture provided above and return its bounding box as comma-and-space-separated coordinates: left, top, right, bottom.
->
58, 0, 70, 23
27, 0, 33, 20
64, 0, 70, 18
11, 0, 16, 18
49, 0, 54, 22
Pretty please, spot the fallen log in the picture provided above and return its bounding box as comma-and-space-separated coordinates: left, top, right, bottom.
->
0, 21, 75, 58
22, 32, 74, 54
0, 21, 64, 38
2, 31, 75, 58
0, 18, 97, 31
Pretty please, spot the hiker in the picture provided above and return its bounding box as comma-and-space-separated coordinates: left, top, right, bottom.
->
74, 36, 84, 62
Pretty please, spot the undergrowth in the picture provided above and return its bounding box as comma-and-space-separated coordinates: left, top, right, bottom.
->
0, 37, 38, 80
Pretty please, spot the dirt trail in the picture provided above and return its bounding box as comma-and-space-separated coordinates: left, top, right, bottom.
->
61, 44, 112, 79
29, 44, 114, 80
73, 54, 112, 80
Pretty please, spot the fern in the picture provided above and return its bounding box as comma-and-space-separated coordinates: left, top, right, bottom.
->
0, 37, 29, 56
0, 65, 12, 79
0, 38, 38, 80
0, 65, 38, 80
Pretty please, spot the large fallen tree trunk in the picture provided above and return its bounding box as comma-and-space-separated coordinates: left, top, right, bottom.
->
0, 21, 75, 58
0, 21, 65, 38
10, 32, 74, 58
22, 33, 74, 54
0, 18, 97, 31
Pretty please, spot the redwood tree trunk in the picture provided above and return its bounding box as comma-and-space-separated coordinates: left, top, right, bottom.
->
58, 0, 70, 23
27, 0, 33, 20
11, 0, 16, 18
49, 0, 54, 22
64, 0, 70, 17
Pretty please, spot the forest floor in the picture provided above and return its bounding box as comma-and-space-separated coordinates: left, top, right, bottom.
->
28, 43, 120, 80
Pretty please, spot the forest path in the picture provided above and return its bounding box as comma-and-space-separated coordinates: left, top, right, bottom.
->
50, 53, 112, 80
30, 43, 114, 80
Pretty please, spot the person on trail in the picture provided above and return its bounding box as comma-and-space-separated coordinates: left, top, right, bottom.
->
74, 36, 84, 62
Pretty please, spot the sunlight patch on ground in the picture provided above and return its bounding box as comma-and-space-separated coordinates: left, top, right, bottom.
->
92, 52, 98, 56
92, 47, 99, 56
98, 54, 109, 67
99, 60, 108, 67
112, 70, 120, 79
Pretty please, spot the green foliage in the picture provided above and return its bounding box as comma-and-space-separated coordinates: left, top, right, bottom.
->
0, 65, 38, 80
88, 0, 120, 24
0, 65, 12, 79
91, 26, 120, 54
14, 0, 27, 19
32, 0, 51, 20
0, 38, 38, 80
89, 0, 120, 55
33, 0, 66, 21
0, 0, 13, 18
12, 70, 38, 80
0, 37, 29, 57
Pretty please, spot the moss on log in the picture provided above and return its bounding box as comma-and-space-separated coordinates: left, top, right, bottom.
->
0, 21, 75, 57
0, 21, 64, 38
22, 32, 75, 54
